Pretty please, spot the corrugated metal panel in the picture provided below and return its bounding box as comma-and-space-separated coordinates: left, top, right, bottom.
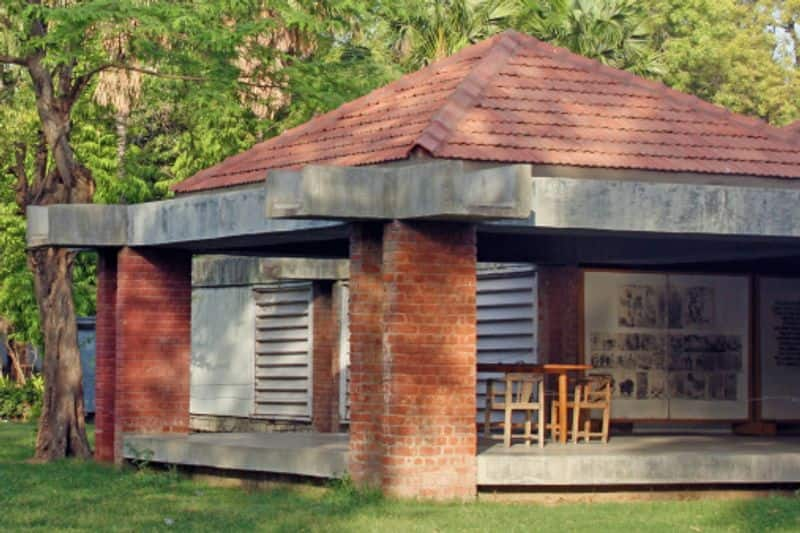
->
476, 269, 537, 422
253, 284, 312, 420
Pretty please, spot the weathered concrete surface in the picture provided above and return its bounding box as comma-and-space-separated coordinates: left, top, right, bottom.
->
190, 286, 255, 418
27, 187, 345, 249
27, 204, 128, 248
523, 176, 800, 238
123, 432, 348, 478
265, 161, 533, 220
192, 255, 348, 287
477, 435, 800, 486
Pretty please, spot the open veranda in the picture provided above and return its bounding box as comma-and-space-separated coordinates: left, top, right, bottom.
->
1, 423, 799, 532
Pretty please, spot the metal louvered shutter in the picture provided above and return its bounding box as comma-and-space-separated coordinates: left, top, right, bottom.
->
253, 284, 313, 420
475, 269, 537, 421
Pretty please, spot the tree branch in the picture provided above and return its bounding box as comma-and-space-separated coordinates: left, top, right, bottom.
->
114, 64, 279, 89
0, 54, 28, 65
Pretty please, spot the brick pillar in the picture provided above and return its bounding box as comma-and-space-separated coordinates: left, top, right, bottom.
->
348, 221, 477, 500
312, 280, 338, 432
537, 266, 582, 364
94, 250, 118, 462
114, 247, 191, 459
348, 223, 385, 487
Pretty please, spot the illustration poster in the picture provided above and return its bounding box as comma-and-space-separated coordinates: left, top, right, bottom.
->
584, 272, 749, 421
759, 277, 800, 420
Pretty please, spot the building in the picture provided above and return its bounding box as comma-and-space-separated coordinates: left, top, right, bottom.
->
27, 31, 800, 500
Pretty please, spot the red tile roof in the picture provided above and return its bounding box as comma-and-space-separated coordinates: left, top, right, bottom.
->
174, 30, 800, 193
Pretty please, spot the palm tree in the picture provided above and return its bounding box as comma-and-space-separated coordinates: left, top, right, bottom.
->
379, 0, 661, 77
383, 0, 522, 71
519, 0, 663, 77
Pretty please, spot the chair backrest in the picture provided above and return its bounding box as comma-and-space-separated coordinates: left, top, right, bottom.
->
579, 374, 612, 403
505, 373, 543, 404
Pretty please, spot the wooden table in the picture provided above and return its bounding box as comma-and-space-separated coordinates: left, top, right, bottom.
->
477, 363, 592, 444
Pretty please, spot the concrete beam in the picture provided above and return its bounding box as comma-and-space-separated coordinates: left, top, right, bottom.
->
192, 255, 349, 287
265, 161, 533, 221
27, 187, 345, 249
519, 176, 800, 238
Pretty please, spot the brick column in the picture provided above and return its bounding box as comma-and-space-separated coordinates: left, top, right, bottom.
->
114, 247, 192, 459
348, 221, 477, 500
94, 250, 118, 462
348, 223, 385, 487
537, 266, 582, 364
312, 281, 338, 432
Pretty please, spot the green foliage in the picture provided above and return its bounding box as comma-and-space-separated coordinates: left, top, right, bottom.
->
650, 0, 800, 125
0, 375, 43, 421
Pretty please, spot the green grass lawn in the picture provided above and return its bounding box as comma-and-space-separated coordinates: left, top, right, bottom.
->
1, 422, 799, 532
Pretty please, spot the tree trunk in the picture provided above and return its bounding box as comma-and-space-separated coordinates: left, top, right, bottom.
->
7, 342, 28, 385
116, 110, 128, 181
30, 247, 91, 460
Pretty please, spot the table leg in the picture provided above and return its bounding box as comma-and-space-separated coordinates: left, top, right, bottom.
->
558, 373, 568, 444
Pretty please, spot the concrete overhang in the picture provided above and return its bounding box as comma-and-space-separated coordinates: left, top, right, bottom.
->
484, 176, 800, 239
192, 255, 348, 287
264, 161, 533, 220
27, 187, 346, 250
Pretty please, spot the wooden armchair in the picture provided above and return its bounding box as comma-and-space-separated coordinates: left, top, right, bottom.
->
484, 373, 546, 448
572, 374, 612, 444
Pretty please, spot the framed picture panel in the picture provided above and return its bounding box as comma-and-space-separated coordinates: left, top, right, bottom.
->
759, 277, 800, 421
584, 271, 749, 421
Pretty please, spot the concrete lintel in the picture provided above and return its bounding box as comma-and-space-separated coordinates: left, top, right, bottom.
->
26, 187, 344, 249
265, 161, 533, 221
487, 176, 800, 239
193, 255, 349, 287
27, 204, 128, 248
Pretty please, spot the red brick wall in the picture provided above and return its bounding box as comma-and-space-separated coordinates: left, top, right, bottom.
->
312, 281, 337, 432
348, 223, 385, 487
94, 251, 118, 462
114, 247, 191, 459
537, 266, 581, 364
348, 221, 478, 500
380, 221, 477, 500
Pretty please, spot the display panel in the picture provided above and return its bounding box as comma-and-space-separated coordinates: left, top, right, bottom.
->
584, 271, 749, 421
759, 277, 800, 420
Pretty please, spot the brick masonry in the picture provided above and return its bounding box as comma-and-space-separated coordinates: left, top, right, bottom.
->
537, 266, 581, 364
94, 251, 118, 462
97, 247, 192, 461
348, 223, 385, 487
312, 281, 338, 432
348, 221, 478, 500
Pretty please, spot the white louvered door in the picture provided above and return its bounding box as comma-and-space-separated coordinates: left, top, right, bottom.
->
253, 284, 313, 420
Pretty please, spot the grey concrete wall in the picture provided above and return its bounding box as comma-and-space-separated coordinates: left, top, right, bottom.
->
265, 161, 533, 220
190, 286, 255, 418
27, 188, 344, 249
525, 176, 800, 238
193, 256, 348, 287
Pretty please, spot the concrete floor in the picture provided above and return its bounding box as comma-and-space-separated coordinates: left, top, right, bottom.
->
123, 432, 800, 487
478, 435, 800, 486
123, 432, 349, 479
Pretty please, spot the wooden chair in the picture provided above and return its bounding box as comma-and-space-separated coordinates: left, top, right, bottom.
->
572, 374, 612, 444
484, 373, 546, 448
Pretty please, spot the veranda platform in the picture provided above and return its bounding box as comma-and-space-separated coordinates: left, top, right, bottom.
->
124, 432, 800, 488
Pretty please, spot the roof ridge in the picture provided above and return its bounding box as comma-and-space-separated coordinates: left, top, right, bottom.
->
265, 34, 505, 152
510, 31, 799, 148
413, 31, 523, 155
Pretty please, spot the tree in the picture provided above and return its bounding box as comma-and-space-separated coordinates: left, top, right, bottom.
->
650, 0, 800, 125
380, 0, 521, 71
0, 0, 291, 460
518, 0, 663, 77
0, 0, 392, 460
